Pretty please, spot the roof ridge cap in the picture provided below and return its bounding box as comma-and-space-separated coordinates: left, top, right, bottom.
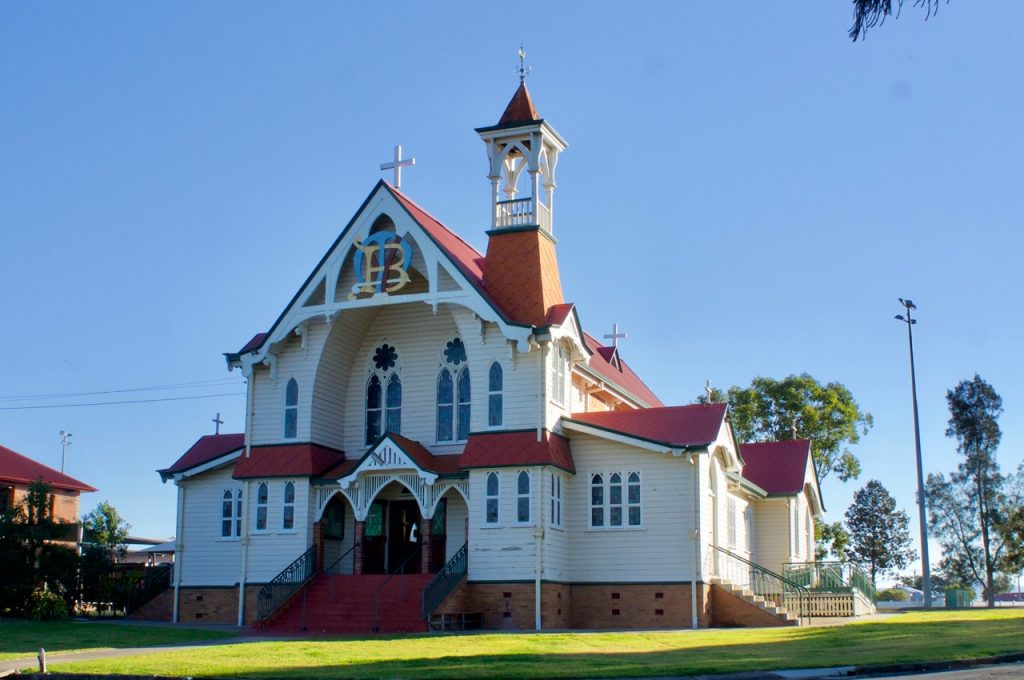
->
386, 184, 484, 259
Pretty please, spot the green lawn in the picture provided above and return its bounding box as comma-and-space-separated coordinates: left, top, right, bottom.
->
35, 609, 1024, 678
0, 619, 237, 662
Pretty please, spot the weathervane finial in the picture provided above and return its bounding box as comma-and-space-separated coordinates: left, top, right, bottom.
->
516, 44, 531, 83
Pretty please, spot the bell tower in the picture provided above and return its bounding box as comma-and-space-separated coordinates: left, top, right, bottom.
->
476, 59, 569, 327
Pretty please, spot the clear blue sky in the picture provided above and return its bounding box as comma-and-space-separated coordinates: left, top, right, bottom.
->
2, 3, 1021, 579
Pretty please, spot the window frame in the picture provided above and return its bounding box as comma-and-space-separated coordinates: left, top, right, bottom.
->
487, 361, 503, 428
220, 488, 242, 539
516, 470, 532, 525
550, 343, 567, 406
284, 378, 299, 440
436, 368, 455, 442
727, 495, 737, 548
484, 471, 500, 526
550, 472, 562, 528
282, 481, 296, 532
589, 470, 643, 530
255, 482, 269, 533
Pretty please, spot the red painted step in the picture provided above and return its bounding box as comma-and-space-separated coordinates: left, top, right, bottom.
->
261, 573, 435, 634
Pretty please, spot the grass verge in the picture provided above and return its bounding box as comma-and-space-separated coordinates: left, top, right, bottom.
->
0, 619, 238, 661
22, 609, 1024, 679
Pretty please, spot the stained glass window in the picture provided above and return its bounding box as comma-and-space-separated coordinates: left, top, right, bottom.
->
443, 337, 467, 365
373, 343, 398, 371
365, 374, 382, 444
485, 472, 499, 524
590, 474, 604, 527
437, 369, 453, 442
284, 378, 298, 439
488, 362, 503, 427
365, 502, 384, 537
628, 472, 642, 526
221, 490, 233, 537
282, 481, 295, 530
609, 473, 623, 526
385, 373, 402, 434
256, 482, 269, 531
517, 471, 531, 523
457, 368, 471, 441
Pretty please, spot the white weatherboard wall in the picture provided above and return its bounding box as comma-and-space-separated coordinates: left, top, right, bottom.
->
178, 466, 241, 587
544, 469, 570, 583
752, 499, 792, 575
244, 478, 314, 583
567, 434, 696, 583
443, 489, 468, 562
467, 468, 539, 581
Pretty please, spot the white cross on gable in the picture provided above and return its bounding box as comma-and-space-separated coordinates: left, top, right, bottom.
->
380, 144, 416, 188
603, 323, 627, 348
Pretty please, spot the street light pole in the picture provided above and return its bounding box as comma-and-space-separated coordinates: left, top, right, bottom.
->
59, 431, 72, 474
895, 298, 932, 608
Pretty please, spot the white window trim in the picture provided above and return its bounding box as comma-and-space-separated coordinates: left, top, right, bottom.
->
483, 471, 500, 527
219, 488, 242, 541
550, 472, 563, 529
284, 378, 299, 440
281, 480, 296, 532
588, 470, 643, 530
515, 470, 532, 525
487, 361, 504, 429
254, 481, 270, 534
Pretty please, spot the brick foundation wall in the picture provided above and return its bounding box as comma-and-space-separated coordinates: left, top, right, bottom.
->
127, 588, 174, 622
444, 581, 709, 630
570, 583, 710, 629
172, 585, 264, 625
710, 584, 789, 627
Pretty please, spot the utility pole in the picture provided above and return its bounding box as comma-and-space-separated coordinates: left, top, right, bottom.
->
59, 430, 72, 473
895, 298, 931, 608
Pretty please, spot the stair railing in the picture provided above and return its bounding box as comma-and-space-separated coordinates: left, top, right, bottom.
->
372, 551, 419, 632
256, 544, 317, 623
422, 542, 468, 620
783, 561, 877, 604
714, 546, 810, 625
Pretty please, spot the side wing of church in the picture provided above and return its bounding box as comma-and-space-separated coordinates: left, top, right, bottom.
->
154, 81, 857, 632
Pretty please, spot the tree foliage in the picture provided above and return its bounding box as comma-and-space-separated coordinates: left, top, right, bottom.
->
80, 501, 132, 607
929, 374, 1014, 607
697, 374, 872, 483
0, 480, 78, 616
815, 519, 850, 561
850, 0, 944, 42
845, 479, 916, 585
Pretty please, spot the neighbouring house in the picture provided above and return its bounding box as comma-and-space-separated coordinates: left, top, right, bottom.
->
0, 444, 96, 529
155, 78, 868, 633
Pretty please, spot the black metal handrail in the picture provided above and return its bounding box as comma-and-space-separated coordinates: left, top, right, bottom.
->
256, 544, 317, 623
714, 546, 810, 625
324, 541, 361, 575
372, 551, 418, 632
422, 542, 468, 620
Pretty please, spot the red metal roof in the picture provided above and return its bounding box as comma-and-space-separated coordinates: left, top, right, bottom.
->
498, 81, 540, 126
387, 433, 465, 475
567, 403, 726, 448
160, 433, 245, 477
739, 440, 812, 495
0, 444, 96, 492
582, 333, 663, 407
233, 443, 347, 479
461, 430, 574, 473
545, 303, 575, 327
238, 333, 267, 355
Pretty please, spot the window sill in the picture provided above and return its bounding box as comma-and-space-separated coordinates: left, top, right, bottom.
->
277, 530, 298, 535
584, 525, 646, 532
216, 537, 241, 542
480, 523, 502, 529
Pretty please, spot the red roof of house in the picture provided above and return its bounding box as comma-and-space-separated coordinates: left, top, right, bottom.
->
545, 303, 575, 327
566, 403, 726, 449
461, 430, 574, 473
739, 440, 813, 495
498, 81, 540, 126
233, 443, 347, 479
0, 444, 96, 492
582, 333, 663, 407
160, 433, 245, 477
238, 333, 267, 355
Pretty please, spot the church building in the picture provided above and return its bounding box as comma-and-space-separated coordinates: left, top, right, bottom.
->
155, 78, 840, 632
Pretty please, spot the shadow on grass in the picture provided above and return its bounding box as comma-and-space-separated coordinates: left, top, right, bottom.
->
0, 620, 237, 660
52, 615, 1024, 679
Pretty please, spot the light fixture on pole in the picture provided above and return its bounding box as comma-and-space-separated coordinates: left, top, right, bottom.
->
895, 298, 932, 608
59, 431, 72, 474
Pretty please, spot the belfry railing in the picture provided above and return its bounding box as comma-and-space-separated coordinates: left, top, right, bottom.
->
256, 544, 317, 623
421, 542, 468, 621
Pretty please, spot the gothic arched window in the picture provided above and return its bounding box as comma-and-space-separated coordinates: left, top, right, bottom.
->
485, 471, 500, 525
256, 482, 269, 532
386, 373, 402, 434
488, 362, 503, 427
437, 337, 471, 442
284, 378, 298, 439
282, 481, 295, 531
365, 343, 402, 445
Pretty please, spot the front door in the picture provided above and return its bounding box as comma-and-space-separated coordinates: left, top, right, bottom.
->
387, 500, 421, 574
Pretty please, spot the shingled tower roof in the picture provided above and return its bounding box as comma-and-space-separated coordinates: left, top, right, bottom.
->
498, 81, 540, 125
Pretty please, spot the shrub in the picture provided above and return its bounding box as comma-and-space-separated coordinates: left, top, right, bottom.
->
26, 588, 68, 621
878, 588, 911, 602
